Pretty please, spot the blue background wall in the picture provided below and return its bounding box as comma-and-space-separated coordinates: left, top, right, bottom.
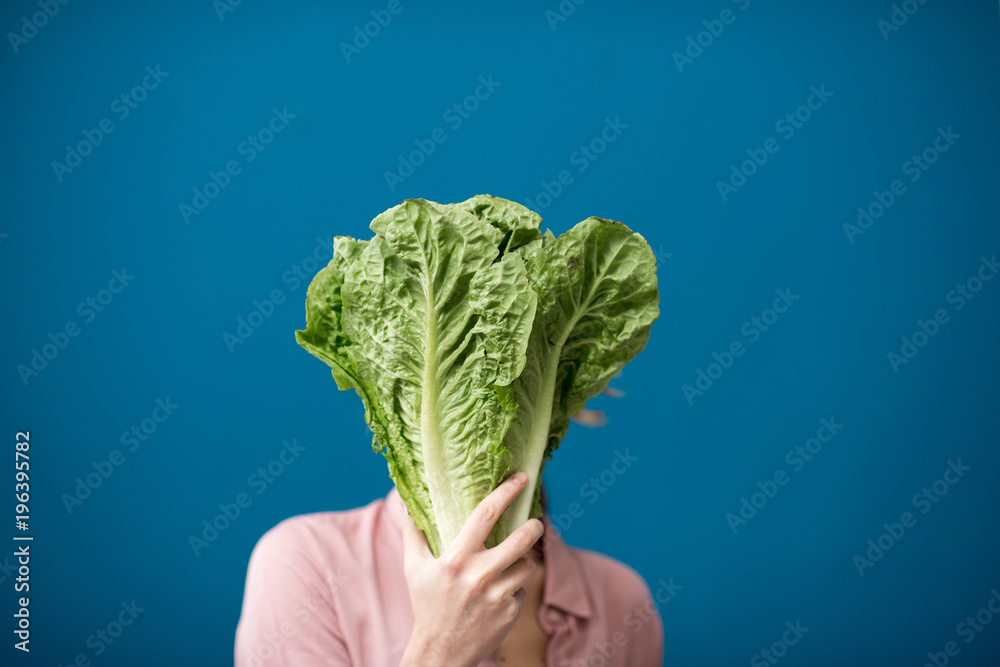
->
2, 0, 998, 665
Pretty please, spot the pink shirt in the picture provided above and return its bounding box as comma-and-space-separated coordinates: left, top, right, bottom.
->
235, 487, 664, 666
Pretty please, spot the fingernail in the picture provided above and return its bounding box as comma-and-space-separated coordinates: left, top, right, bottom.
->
512, 472, 526, 485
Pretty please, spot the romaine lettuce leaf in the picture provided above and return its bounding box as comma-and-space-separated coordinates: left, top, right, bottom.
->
500, 217, 660, 530
451, 193, 544, 257
296, 197, 658, 556
315, 199, 537, 555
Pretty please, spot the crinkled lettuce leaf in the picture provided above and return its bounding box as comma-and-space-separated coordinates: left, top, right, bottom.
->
296, 196, 658, 556
299, 199, 537, 555
501, 217, 660, 530
451, 193, 544, 258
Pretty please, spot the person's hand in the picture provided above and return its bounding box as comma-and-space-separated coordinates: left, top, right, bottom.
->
399, 472, 544, 667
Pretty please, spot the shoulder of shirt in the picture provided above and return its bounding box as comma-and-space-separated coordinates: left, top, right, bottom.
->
248, 492, 391, 563
563, 544, 657, 611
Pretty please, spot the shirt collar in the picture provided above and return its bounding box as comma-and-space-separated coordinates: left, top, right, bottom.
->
538, 513, 593, 619
384, 487, 593, 619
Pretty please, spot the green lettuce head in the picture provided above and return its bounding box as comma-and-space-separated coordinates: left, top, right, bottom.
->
296, 195, 659, 556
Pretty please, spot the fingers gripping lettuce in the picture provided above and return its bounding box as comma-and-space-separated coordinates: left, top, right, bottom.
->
296, 195, 659, 556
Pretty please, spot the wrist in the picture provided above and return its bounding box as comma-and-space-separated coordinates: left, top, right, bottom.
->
401, 630, 472, 667
400, 632, 438, 666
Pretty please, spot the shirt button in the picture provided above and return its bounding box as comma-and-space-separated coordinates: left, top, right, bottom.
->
547, 609, 563, 624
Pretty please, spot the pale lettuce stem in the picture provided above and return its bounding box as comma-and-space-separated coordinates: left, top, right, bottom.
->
504, 348, 561, 531
504, 291, 592, 532
421, 286, 464, 555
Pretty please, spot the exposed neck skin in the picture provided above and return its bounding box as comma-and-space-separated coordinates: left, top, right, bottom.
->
493, 543, 548, 665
